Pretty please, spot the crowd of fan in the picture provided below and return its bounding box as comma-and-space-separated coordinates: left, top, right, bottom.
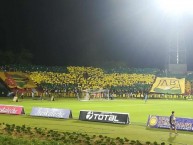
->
1, 64, 193, 98
0, 64, 67, 73
28, 66, 156, 98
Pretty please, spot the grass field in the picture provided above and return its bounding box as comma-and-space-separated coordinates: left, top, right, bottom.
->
0, 97, 193, 145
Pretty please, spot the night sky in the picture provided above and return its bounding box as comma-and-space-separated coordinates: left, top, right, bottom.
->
1, 0, 193, 70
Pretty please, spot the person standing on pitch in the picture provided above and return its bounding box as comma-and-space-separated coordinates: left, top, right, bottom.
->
169, 111, 177, 134
144, 93, 148, 103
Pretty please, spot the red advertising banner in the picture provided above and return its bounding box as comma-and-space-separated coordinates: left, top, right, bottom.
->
0, 104, 25, 115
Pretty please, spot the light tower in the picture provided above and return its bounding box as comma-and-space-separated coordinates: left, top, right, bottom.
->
158, 0, 193, 74
167, 19, 187, 74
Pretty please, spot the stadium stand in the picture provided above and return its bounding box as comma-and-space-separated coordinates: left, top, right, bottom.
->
0, 78, 10, 96
0, 64, 192, 99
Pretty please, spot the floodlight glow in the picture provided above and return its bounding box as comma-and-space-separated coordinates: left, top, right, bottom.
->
158, 0, 193, 15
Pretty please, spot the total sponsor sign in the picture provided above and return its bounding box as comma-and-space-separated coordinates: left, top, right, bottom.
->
147, 115, 193, 131
0, 104, 25, 115
79, 110, 129, 124
30, 107, 72, 119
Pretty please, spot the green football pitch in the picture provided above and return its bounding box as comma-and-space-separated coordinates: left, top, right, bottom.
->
0, 97, 193, 145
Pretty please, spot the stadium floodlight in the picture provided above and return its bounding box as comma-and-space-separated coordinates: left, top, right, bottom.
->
158, 0, 193, 15
157, 0, 190, 73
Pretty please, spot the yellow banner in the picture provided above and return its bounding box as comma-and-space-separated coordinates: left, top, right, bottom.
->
150, 77, 185, 94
